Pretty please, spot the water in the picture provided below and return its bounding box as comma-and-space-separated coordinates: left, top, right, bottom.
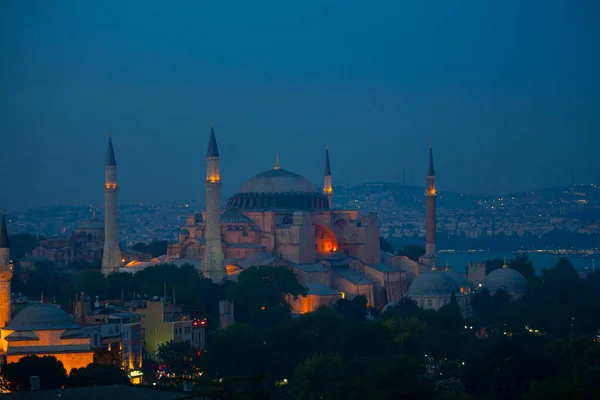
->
439, 252, 596, 275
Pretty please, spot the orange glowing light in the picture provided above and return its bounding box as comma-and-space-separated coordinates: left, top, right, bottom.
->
260, 305, 266, 311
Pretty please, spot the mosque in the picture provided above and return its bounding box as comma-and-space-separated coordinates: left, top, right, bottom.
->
118, 128, 528, 315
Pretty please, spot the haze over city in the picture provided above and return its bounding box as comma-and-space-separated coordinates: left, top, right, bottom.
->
2, 0, 599, 211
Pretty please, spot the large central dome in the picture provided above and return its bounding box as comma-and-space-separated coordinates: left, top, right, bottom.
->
227, 168, 330, 210
239, 169, 317, 194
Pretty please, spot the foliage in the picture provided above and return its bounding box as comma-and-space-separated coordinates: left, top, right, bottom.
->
227, 266, 306, 327
157, 340, 202, 379
8, 233, 43, 259
379, 236, 394, 253
485, 258, 504, 275
289, 354, 348, 400
509, 253, 535, 282
0, 355, 67, 392
397, 245, 426, 261
131, 240, 169, 257
68, 363, 129, 387
94, 347, 122, 366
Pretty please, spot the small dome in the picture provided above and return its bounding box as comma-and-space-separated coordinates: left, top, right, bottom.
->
445, 270, 471, 294
408, 270, 460, 297
5, 304, 82, 331
483, 267, 526, 294
239, 169, 317, 194
220, 210, 254, 223
75, 217, 104, 231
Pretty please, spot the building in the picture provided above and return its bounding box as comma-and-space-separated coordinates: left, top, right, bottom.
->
162, 128, 405, 312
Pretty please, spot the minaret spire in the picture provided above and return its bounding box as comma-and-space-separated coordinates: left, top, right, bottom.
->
419, 141, 438, 267
202, 126, 226, 283
0, 210, 13, 331
102, 134, 123, 275
323, 144, 333, 208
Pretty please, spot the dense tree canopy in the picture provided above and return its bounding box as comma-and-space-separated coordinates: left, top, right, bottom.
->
0, 355, 67, 392
68, 363, 129, 387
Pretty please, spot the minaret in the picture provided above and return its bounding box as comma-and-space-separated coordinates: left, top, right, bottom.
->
0, 211, 14, 329
101, 134, 123, 276
202, 127, 226, 283
323, 144, 333, 208
420, 141, 438, 267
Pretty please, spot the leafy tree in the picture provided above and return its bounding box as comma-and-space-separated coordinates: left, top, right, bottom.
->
380, 236, 394, 253
289, 354, 349, 400
9, 233, 43, 259
228, 266, 306, 327
485, 258, 504, 275
336, 295, 367, 322
74, 269, 106, 298
435, 293, 464, 331
157, 340, 201, 379
131, 240, 168, 257
397, 245, 426, 261
0, 355, 67, 391
509, 253, 535, 282
94, 347, 122, 366
68, 363, 129, 387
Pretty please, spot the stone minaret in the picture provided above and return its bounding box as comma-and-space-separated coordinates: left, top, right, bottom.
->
101, 135, 123, 276
202, 127, 226, 283
420, 141, 438, 267
323, 144, 333, 208
0, 211, 14, 329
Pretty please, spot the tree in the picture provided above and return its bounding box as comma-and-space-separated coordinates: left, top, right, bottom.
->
0, 355, 67, 392
336, 295, 367, 322
94, 347, 122, 366
131, 240, 168, 257
509, 253, 535, 282
9, 233, 43, 259
485, 258, 504, 275
157, 340, 202, 379
289, 354, 349, 400
397, 245, 426, 261
68, 363, 129, 387
227, 266, 306, 327
380, 237, 394, 253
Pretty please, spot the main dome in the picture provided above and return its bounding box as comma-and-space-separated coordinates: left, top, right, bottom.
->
5, 304, 82, 331
227, 168, 330, 210
239, 169, 317, 194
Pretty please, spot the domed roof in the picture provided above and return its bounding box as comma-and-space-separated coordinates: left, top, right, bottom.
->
445, 270, 471, 294
483, 267, 526, 294
220, 210, 254, 223
5, 304, 82, 331
408, 269, 460, 297
238, 169, 317, 194
75, 216, 104, 231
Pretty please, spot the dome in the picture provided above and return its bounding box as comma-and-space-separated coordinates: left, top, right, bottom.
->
227, 168, 330, 210
445, 270, 471, 294
5, 304, 82, 331
75, 217, 104, 231
220, 210, 254, 223
483, 267, 526, 294
408, 270, 461, 297
238, 168, 317, 194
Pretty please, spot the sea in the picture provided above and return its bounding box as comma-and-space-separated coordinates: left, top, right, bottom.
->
438, 251, 597, 275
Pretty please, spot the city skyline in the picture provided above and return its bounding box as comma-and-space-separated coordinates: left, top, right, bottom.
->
2, 1, 600, 210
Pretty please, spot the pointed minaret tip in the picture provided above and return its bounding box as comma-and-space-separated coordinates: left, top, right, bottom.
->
105, 134, 116, 166
503, 256, 508, 268
274, 153, 280, 170
0, 211, 9, 249
324, 145, 332, 176
427, 141, 435, 176
206, 126, 220, 158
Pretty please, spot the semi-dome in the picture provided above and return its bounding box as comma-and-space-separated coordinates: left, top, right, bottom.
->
5, 304, 82, 331
220, 209, 254, 223
482, 267, 526, 294
408, 270, 461, 297
227, 168, 330, 210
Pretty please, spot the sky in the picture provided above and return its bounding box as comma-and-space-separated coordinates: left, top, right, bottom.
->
1, 0, 599, 211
